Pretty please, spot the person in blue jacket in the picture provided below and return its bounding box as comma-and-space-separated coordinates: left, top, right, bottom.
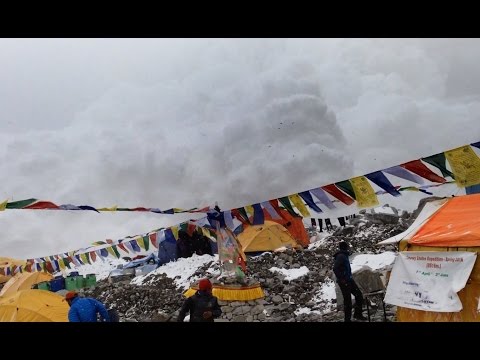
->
65, 291, 110, 322
333, 241, 366, 322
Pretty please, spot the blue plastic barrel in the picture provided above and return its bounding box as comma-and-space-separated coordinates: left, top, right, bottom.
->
49, 277, 65, 292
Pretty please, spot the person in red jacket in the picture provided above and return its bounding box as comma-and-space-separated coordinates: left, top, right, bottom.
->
177, 278, 222, 322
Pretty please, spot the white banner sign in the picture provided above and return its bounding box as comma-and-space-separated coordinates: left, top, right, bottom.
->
385, 251, 476, 312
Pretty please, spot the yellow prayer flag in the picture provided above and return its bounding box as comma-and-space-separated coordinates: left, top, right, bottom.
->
0, 199, 8, 211
58, 259, 65, 270
98, 205, 118, 211
171, 226, 179, 240
202, 227, 210, 238
288, 194, 311, 217
350, 176, 379, 208
80, 253, 88, 264
136, 237, 146, 250
106, 247, 116, 258
445, 145, 480, 187
245, 205, 254, 216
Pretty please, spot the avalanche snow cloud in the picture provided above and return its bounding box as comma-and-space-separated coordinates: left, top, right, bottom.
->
0, 38, 479, 258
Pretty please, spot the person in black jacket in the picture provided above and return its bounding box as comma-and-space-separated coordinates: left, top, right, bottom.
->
177, 278, 222, 322
333, 241, 366, 322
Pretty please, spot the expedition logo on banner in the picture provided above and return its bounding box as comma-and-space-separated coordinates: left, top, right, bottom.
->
385, 251, 476, 312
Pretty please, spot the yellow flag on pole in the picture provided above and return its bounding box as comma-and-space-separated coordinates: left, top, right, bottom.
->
288, 194, 311, 217
445, 145, 480, 187
350, 176, 379, 208
0, 199, 8, 211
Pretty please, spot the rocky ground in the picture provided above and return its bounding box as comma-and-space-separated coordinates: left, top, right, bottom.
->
82, 203, 417, 322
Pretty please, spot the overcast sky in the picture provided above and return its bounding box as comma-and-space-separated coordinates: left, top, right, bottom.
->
1, 38, 479, 259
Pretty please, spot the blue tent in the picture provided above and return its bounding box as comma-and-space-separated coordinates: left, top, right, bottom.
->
157, 229, 217, 266
157, 240, 178, 266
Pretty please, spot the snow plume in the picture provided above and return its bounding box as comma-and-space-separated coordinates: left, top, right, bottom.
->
1, 39, 479, 258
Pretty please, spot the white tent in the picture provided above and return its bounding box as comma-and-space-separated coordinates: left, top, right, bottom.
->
378, 198, 448, 245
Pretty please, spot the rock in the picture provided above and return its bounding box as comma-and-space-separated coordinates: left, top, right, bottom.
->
272, 295, 283, 304
241, 305, 252, 315
251, 305, 264, 315
230, 301, 244, 307
221, 306, 233, 313
232, 307, 244, 316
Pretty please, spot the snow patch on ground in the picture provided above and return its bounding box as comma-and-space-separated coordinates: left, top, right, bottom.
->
313, 279, 336, 314
131, 254, 218, 289
294, 307, 321, 316
351, 252, 396, 273
308, 232, 331, 249
269, 266, 309, 281
69, 258, 127, 281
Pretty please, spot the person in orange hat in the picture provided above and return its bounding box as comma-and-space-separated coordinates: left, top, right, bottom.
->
177, 278, 222, 322
65, 291, 111, 322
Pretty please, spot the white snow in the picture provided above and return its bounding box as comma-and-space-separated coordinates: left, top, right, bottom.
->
269, 266, 309, 281
294, 307, 317, 315
307, 232, 331, 250
67, 258, 127, 281
353, 226, 379, 239
312, 279, 336, 314
131, 253, 218, 289
372, 206, 396, 215
351, 251, 397, 273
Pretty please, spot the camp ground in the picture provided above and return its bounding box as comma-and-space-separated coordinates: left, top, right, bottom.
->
0, 137, 479, 322
2, 193, 480, 322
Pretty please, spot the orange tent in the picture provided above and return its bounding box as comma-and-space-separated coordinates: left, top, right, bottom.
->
263, 207, 310, 247
379, 193, 480, 321
408, 193, 480, 247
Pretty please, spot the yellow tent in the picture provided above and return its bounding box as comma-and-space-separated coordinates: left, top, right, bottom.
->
0, 257, 28, 284
0, 272, 53, 298
0, 289, 69, 322
237, 220, 299, 253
